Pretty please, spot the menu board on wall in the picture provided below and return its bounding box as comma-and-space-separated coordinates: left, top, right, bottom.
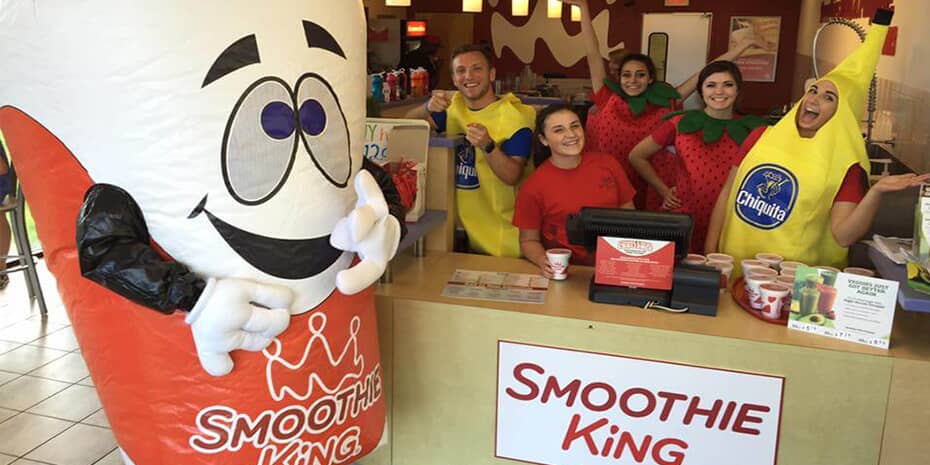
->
729, 16, 781, 82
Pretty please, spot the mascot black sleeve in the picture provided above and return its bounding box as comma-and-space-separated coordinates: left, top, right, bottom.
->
362, 157, 408, 240
76, 183, 205, 313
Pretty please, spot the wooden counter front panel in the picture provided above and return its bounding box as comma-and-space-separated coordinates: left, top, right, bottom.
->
879, 358, 930, 465
382, 299, 891, 465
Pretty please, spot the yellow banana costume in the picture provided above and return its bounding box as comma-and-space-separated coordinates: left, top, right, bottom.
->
721, 9, 893, 269
446, 92, 535, 257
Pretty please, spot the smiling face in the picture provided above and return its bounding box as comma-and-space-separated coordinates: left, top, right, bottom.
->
539, 110, 585, 159
796, 80, 840, 137
700, 71, 739, 112
452, 51, 496, 103
619, 60, 654, 97
0, 1, 367, 313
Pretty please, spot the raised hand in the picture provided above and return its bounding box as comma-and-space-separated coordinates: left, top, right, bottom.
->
330, 170, 401, 295
871, 173, 930, 194
426, 90, 454, 113
465, 122, 493, 151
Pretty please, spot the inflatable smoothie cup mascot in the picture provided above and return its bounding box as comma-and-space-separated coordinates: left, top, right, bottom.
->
0, 1, 399, 464
720, 9, 896, 268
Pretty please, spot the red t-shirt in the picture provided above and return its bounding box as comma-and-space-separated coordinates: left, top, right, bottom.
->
738, 127, 866, 203
586, 86, 678, 210
513, 152, 636, 266
651, 115, 746, 254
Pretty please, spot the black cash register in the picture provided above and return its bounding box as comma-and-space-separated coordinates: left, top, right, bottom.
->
566, 208, 720, 316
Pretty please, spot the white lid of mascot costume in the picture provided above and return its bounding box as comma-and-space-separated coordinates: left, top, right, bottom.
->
0, 1, 399, 464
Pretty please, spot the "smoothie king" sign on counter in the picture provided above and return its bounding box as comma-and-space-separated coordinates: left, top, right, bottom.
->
496, 341, 784, 465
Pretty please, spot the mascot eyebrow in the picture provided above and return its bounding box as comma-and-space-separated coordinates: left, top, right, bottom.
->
202, 21, 345, 88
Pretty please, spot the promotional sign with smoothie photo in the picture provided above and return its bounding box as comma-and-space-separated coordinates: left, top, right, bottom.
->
788, 266, 899, 349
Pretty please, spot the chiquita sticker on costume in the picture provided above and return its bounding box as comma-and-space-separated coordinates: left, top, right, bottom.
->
734, 164, 799, 230
455, 141, 480, 190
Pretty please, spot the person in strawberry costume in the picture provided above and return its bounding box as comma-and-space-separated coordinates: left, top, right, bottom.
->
629, 61, 766, 254
566, 0, 761, 211
0, 1, 400, 464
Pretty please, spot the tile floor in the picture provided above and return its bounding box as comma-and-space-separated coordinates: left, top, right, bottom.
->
0, 259, 125, 465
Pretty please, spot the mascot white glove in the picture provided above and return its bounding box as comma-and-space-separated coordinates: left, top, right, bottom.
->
185, 278, 293, 376
331, 170, 401, 295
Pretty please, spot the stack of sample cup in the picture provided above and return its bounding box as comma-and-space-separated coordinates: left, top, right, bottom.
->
745, 267, 777, 310
740, 259, 769, 277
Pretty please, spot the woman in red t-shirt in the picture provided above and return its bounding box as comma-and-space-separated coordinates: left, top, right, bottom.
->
566, 0, 760, 210
629, 61, 767, 254
513, 105, 636, 277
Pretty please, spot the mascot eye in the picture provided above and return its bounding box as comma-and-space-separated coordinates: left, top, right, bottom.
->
222, 78, 298, 205
296, 74, 350, 187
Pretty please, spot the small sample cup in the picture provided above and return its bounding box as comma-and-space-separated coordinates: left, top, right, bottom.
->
546, 248, 572, 281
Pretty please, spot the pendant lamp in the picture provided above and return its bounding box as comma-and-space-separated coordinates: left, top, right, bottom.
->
547, 0, 562, 19
512, 0, 529, 16
385, 0, 411, 6
463, 0, 482, 12
571, 5, 581, 21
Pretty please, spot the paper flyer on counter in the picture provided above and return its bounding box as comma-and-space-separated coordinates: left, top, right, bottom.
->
442, 269, 550, 304
788, 266, 898, 349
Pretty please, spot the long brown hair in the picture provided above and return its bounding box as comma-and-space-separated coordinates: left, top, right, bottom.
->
532, 104, 580, 167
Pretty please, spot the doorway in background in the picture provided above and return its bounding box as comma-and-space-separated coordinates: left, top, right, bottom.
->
642, 13, 712, 109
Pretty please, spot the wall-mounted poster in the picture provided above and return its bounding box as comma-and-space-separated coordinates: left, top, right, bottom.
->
729, 16, 781, 82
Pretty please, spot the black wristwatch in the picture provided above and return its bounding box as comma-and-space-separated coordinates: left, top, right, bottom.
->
483, 139, 496, 154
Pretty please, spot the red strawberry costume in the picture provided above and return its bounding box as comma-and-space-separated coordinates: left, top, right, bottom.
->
651, 110, 768, 253
587, 81, 680, 210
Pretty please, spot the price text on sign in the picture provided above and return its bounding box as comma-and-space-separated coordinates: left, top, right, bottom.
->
496, 341, 784, 465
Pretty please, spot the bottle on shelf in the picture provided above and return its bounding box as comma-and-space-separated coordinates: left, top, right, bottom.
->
384, 71, 396, 103
520, 64, 535, 91
393, 69, 407, 101
371, 73, 384, 103
411, 68, 426, 98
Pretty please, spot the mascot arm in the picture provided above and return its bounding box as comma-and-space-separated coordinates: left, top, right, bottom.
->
76, 183, 206, 314
362, 157, 408, 241
331, 170, 401, 295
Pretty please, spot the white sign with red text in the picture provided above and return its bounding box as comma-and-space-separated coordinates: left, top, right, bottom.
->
496, 341, 784, 465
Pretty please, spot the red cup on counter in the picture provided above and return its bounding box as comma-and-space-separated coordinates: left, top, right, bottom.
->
759, 283, 791, 320
745, 273, 776, 310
